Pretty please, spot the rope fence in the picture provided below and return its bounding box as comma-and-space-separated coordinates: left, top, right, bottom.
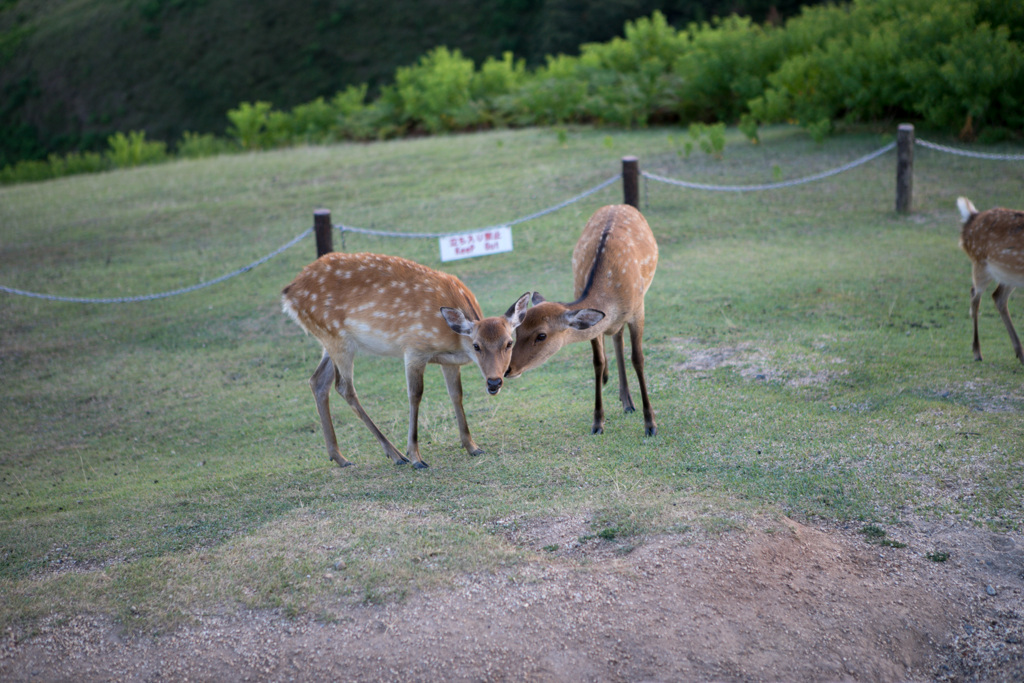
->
641, 141, 896, 192
2, 124, 1021, 304
916, 138, 1024, 161
0, 229, 312, 304
336, 175, 620, 240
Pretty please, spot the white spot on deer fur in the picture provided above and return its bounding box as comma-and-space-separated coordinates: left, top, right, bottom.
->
310, 293, 318, 302
331, 320, 341, 330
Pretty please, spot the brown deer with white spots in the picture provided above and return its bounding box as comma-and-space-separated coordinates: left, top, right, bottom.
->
958, 196, 1024, 365
505, 204, 658, 436
282, 251, 530, 469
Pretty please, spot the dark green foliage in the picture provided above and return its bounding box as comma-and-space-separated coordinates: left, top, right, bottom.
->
0, 0, 816, 168
749, 0, 1024, 137
2, 0, 1023, 183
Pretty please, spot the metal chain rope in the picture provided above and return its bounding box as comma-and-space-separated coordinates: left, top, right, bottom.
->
338, 174, 620, 239
0, 228, 311, 304
642, 142, 897, 192
916, 138, 1024, 161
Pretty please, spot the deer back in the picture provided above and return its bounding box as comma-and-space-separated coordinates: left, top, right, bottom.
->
570, 204, 658, 323
282, 252, 481, 358
959, 203, 1024, 288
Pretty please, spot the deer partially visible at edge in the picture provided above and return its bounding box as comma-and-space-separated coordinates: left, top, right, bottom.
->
505, 204, 658, 436
958, 196, 1024, 365
283, 251, 530, 468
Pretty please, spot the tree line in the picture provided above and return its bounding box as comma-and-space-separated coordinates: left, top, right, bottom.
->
2, 0, 1021, 185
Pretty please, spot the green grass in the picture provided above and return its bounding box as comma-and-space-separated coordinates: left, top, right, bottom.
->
2, 125, 1023, 632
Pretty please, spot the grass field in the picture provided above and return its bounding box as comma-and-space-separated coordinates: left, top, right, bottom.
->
1, 125, 1022, 632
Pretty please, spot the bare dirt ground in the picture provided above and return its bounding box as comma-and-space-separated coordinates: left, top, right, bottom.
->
1, 517, 1021, 682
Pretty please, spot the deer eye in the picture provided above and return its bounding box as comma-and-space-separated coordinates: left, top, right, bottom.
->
506, 341, 513, 349
472, 343, 481, 351
536, 332, 547, 342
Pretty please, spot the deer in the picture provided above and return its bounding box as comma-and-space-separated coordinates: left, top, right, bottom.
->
282, 251, 531, 469
957, 196, 1024, 366
504, 204, 658, 436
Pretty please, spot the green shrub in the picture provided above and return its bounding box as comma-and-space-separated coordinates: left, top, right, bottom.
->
514, 53, 588, 125
388, 46, 477, 134
0, 158, 53, 184
576, 11, 688, 126
226, 101, 273, 150
330, 84, 385, 140
106, 131, 168, 168
749, 0, 1024, 137
675, 16, 785, 123
49, 150, 108, 176
176, 131, 236, 159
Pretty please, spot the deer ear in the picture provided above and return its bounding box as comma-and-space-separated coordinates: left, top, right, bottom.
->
505, 292, 531, 328
957, 196, 977, 222
440, 307, 474, 336
564, 308, 605, 330
531, 292, 547, 305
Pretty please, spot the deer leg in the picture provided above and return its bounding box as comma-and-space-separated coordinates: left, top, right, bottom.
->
970, 267, 991, 362
612, 328, 636, 413
309, 351, 353, 467
591, 337, 607, 435
971, 285, 985, 361
327, 345, 409, 466
403, 357, 430, 469
992, 284, 1024, 365
441, 364, 484, 457
628, 319, 657, 437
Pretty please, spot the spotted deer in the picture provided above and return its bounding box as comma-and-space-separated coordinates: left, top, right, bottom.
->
958, 196, 1024, 365
282, 251, 530, 468
505, 204, 658, 436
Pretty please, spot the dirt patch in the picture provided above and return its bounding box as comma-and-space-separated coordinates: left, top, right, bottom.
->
671, 337, 847, 387
2, 519, 1021, 682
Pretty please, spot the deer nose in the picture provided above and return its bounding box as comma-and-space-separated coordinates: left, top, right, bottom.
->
487, 377, 503, 394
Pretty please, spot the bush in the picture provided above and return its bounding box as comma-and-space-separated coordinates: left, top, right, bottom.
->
675, 16, 785, 123
575, 11, 689, 126
49, 151, 108, 176
513, 54, 589, 126
176, 131, 237, 159
387, 46, 477, 134
106, 131, 168, 168
226, 101, 273, 150
0, 159, 53, 184
749, 0, 1024, 137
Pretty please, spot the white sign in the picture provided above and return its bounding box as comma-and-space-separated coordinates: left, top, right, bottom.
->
439, 226, 513, 262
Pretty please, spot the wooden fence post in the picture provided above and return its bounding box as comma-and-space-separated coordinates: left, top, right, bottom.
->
314, 209, 333, 257
896, 124, 914, 214
622, 156, 640, 209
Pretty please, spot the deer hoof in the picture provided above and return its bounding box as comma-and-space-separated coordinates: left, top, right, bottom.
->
412, 460, 430, 470
645, 425, 657, 437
